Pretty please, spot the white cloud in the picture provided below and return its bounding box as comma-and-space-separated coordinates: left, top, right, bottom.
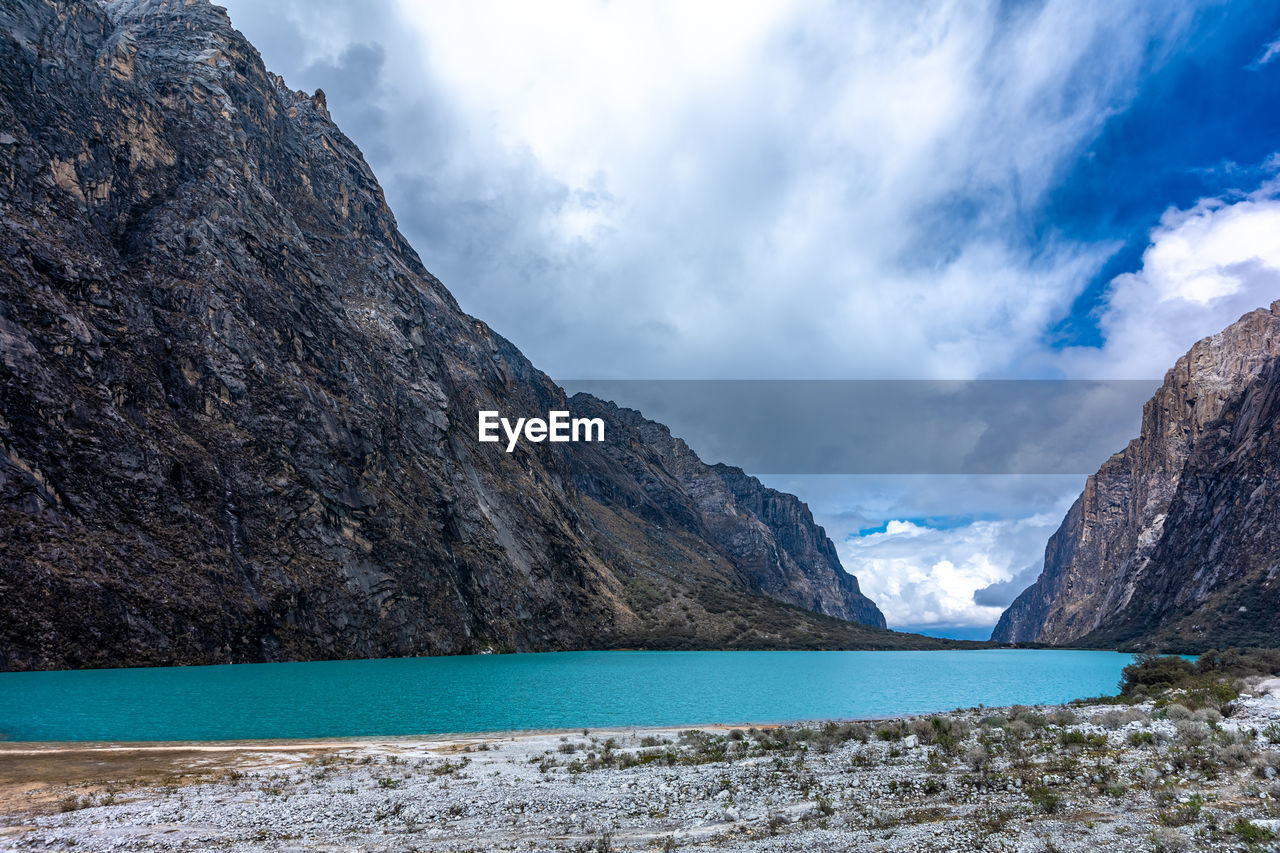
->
1252, 31, 1280, 68
393, 1, 792, 191
220, 0, 1203, 380
880, 520, 931, 538
757, 475, 1083, 630
213, 2, 1277, 636
1060, 177, 1280, 378
840, 511, 1067, 629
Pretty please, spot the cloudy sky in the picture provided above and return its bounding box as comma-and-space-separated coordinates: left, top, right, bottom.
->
221, 0, 1280, 638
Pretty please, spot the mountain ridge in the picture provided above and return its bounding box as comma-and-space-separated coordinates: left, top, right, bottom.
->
992, 302, 1280, 649
0, 0, 957, 671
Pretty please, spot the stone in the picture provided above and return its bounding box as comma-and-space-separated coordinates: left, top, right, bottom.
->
993, 304, 1280, 649
0, 0, 918, 671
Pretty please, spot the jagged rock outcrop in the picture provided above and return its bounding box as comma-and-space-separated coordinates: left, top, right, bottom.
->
992, 303, 1280, 648
0, 0, 905, 670
568, 397, 885, 628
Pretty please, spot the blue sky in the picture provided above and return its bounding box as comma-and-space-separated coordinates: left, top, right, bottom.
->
222, 0, 1280, 637
1045, 3, 1280, 349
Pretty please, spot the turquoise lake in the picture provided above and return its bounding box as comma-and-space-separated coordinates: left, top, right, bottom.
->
0, 649, 1133, 742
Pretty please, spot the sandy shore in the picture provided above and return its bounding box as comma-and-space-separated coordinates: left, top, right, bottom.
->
4, 687, 1280, 852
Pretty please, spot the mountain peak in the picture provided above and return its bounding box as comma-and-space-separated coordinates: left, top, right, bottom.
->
1, 0, 915, 670
993, 303, 1280, 648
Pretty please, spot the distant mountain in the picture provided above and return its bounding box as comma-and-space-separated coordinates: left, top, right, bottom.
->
570, 396, 886, 628
992, 303, 1280, 650
0, 0, 937, 671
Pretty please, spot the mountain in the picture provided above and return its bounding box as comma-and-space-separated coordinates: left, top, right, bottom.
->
992, 303, 1280, 650
569, 396, 886, 628
0, 0, 936, 671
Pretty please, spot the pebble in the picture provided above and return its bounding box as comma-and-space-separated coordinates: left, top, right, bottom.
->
15, 697, 1280, 852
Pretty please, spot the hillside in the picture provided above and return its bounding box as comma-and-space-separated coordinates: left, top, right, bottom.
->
0, 0, 984, 671
992, 304, 1280, 650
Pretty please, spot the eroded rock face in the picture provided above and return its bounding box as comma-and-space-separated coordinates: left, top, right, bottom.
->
0, 0, 892, 670
569, 398, 885, 629
992, 304, 1280, 648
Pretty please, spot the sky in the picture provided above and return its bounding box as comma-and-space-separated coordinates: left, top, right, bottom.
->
220, 0, 1280, 638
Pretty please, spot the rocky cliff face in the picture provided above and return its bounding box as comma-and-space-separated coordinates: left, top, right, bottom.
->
0, 0, 900, 671
568, 397, 885, 628
992, 304, 1280, 648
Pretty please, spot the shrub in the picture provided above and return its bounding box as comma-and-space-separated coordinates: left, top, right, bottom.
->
1182, 681, 1239, 712
1232, 817, 1275, 843
1121, 654, 1195, 695
1059, 730, 1107, 749
1213, 742, 1251, 768
1128, 730, 1155, 747
912, 716, 967, 754
1253, 750, 1280, 777
1157, 793, 1203, 826
1006, 719, 1034, 741
975, 809, 1014, 835
1196, 648, 1280, 679
963, 744, 990, 772
875, 723, 903, 742
1047, 708, 1079, 726
1149, 827, 1192, 853
1174, 720, 1210, 746
58, 795, 86, 812
1027, 787, 1062, 814
1010, 707, 1047, 728
812, 720, 869, 749
1098, 707, 1148, 729
1191, 708, 1221, 724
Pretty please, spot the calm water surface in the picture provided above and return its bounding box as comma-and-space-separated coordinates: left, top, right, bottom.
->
0, 649, 1132, 742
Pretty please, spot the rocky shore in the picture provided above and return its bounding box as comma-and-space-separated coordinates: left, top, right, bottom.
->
4, 681, 1280, 852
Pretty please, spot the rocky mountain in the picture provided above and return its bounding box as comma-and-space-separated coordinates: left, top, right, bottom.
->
0, 0, 922, 671
569, 396, 886, 628
992, 303, 1280, 650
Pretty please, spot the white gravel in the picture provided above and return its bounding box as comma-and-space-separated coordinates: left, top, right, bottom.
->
6, 686, 1280, 852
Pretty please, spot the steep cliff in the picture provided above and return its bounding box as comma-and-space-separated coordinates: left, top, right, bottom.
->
992, 303, 1280, 648
0, 0, 907, 670
1080, 355, 1280, 651
568, 397, 885, 628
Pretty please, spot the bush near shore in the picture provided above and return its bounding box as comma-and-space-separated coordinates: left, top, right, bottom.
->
1071, 648, 1280, 712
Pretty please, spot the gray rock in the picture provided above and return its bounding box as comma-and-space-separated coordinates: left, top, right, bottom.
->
0, 0, 925, 670
993, 304, 1280, 648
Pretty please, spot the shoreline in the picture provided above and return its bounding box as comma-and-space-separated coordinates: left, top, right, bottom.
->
0, 645, 1124, 674
4, 684, 1280, 851
0, 724, 776, 757
4, 718, 964, 753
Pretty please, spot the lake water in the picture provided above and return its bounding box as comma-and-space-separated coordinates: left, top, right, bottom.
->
0, 649, 1133, 742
